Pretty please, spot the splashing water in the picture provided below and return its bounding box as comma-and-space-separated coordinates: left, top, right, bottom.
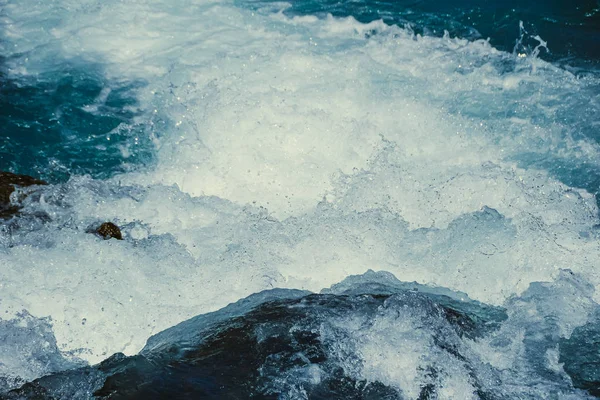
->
1, 0, 600, 397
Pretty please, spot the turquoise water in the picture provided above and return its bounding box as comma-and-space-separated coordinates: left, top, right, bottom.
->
245, 0, 600, 64
1, 0, 600, 397
0, 63, 154, 182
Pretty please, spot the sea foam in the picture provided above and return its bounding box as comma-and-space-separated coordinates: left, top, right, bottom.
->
1, 0, 600, 386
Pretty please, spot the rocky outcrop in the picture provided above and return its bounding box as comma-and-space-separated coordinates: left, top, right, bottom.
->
5, 287, 508, 400
560, 314, 600, 396
0, 172, 47, 219
0, 172, 124, 241
94, 222, 123, 240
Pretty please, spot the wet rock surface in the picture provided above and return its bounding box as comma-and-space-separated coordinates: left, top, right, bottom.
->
0, 172, 46, 219
560, 314, 600, 396
5, 289, 507, 400
94, 222, 123, 240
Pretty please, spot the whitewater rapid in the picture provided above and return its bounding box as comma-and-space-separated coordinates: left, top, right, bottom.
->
1, 0, 600, 395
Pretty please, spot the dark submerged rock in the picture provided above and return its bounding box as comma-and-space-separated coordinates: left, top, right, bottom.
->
559, 316, 600, 397
6, 290, 507, 400
95, 222, 123, 240
0, 171, 47, 219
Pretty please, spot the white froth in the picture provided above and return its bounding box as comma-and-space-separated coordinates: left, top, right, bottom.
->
1, 0, 600, 382
323, 294, 480, 399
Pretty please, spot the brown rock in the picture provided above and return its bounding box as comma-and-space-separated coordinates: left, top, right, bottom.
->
95, 222, 123, 240
0, 171, 47, 219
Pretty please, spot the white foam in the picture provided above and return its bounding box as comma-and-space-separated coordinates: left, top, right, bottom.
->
466, 270, 597, 398
319, 271, 597, 399
323, 293, 480, 398
0, 312, 83, 392
1, 0, 600, 378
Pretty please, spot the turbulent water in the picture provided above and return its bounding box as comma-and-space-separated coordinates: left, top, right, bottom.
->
1, 0, 600, 398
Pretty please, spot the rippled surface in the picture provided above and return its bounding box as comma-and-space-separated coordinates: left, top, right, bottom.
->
0, 64, 155, 181
0, 0, 599, 398
243, 0, 600, 65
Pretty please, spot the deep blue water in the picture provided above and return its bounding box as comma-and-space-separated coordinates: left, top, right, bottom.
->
247, 0, 600, 66
2, 0, 599, 182
0, 62, 154, 182
1, 0, 600, 398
